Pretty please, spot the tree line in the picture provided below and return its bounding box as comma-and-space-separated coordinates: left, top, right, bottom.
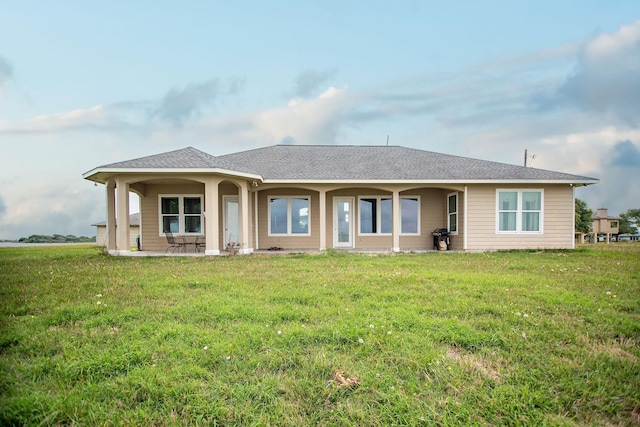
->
17, 234, 96, 243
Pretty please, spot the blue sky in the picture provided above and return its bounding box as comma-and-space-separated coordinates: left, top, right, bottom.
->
1, 1, 639, 239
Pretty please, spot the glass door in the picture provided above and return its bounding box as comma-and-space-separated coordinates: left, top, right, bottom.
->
334, 197, 353, 248
223, 196, 239, 247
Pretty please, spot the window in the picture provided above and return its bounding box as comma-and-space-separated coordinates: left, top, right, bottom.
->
269, 196, 310, 235
359, 196, 420, 235
447, 193, 458, 234
359, 197, 392, 234
159, 195, 203, 235
610, 221, 618, 228
496, 190, 543, 233
401, 197, 420, 234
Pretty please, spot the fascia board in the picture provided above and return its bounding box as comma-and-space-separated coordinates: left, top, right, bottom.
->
83, 167, 263, 181
261, 178, 600, 185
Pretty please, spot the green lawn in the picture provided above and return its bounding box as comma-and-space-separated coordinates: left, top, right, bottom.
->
1, 244, 639, 426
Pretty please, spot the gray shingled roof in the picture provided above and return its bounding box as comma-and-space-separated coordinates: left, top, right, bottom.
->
86, 145, 597, 183
95, 146, 256, 174
218, 145, 596, 182
92, 213, 140, 227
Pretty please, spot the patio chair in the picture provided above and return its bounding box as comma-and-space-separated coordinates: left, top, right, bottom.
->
165, 232, 187, 253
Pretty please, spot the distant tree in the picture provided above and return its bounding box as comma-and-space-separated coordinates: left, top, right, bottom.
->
619, 209, 640, 234
575, 199, 593, 234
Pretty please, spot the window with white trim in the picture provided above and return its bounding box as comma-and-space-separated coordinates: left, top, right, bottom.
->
159, 195, 203, 235
496, 190, 543, 233
358, 196, 420, 235
401, 197, 420, 235
448, 193, 458, 234
269, 196, 310, 235
359, 197, 392, 234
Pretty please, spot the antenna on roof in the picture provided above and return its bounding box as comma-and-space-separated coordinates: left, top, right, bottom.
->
524, 149, 537, 167
386, 135, 389, 147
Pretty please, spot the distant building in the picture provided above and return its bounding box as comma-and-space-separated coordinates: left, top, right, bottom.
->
618, 233, 640, 242
590, 208, 620, 243
93, 213, 140, 248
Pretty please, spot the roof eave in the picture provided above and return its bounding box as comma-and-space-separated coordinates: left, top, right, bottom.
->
83, 167, 263, 183
261, 178, 600, 185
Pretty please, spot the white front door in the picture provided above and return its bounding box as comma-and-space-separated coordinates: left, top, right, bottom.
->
334, 197, 353, 248
223, 196, 239, 247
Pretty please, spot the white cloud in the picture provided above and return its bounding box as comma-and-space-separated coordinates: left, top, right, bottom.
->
0, 105, 106, 134
255, 86, 356, 144
150, 85, 360, 150
584, 20, 640, 59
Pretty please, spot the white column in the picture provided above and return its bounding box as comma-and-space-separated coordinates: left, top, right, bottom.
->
115, 177, 130, 255
392, 190, 401, 252
238, 181, 252, 254
106, 179, 116, 253
205, 177, 220, 255
571, 186, 576, 249
463, 186, 468, 251
319, 189, 327, 250
254, 191, 259, 250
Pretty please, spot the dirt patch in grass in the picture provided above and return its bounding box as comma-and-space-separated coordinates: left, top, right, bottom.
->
579, 334, 638, 363
446, 345, 502, 381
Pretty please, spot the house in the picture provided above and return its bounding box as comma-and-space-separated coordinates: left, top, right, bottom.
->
82, 145, 599, 255
590, 208, 620, 243
618, 233, 640, 242
92, 213, 140, 248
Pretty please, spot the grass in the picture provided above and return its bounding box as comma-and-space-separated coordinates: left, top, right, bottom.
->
0, 244, 639, 426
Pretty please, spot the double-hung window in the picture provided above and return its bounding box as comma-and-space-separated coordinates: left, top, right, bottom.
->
496, 190, 543, 233
159, 195, 203, 235
359, 196, 420, 235
447, 193, 458, 234
269, 196, 310, 235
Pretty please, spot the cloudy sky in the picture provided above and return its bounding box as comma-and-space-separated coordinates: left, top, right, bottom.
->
1, 1, 639, 240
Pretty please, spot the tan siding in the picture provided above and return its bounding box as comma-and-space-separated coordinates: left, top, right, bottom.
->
399, 188, 446, 250
257, 189, 320, 249
139, 183, 205, 251
95, 226, 139, 248
95, 226, 107, 246
466, 184, 574, 250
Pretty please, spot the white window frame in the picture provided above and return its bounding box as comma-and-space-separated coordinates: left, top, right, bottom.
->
495, 189, 544, 234
358, 196, 393, 236
268, 196, 311, 236
357, 195, 421, 236
447, 192, 458, 235
158, 194, 204, 236
400, 196, 421, 236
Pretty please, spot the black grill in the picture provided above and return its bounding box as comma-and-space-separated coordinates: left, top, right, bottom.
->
432, 228, 450, 250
